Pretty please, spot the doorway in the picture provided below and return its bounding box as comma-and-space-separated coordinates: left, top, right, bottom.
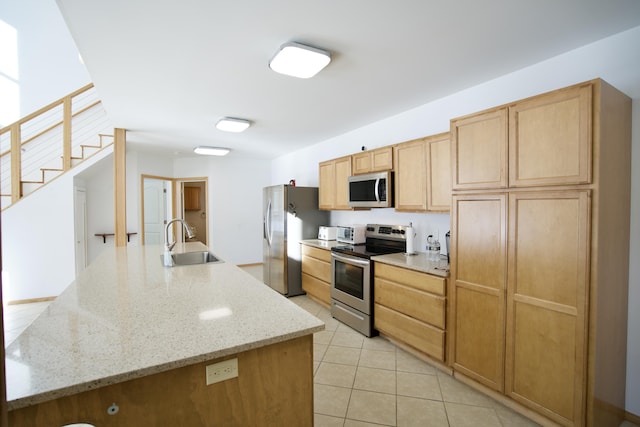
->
141, 175, 208, 246
181, 180, 207, 245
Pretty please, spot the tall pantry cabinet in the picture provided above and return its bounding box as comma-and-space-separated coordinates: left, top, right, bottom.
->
448, 79, 631, 427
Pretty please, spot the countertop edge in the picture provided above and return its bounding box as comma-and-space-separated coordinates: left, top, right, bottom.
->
371, 252, 450, 277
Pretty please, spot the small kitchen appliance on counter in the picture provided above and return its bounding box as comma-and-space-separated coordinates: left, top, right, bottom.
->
317, 226, 337, 241
336, 225, 367, 244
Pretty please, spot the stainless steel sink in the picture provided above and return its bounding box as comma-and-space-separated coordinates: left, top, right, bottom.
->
161, 251, 223, 266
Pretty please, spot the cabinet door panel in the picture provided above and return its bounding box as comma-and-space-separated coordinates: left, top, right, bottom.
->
509, 302, 577, 424
301, 255, 331, 283
375, 278, 445, 328
372, 146, 393, 171
302, 273, 331, 305
334, 156, 352, 209
394, 138, 427, 211
352, 151, 372, 175
454, 196, 506, 290
451, 108, 507, 190
426, 133, 451, 211
510, 192, 589, 306
451, 194, 507, 392
375, 263, 445, 296
374, 304, 445, 361
319, 161, 335, 209
505, 190, 589, 426
454, 284, 504, 391
509, 84, 592, 187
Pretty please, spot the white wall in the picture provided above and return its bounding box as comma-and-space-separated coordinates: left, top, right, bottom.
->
1, 0, 90, 121
173, 156, 271, 265
272, 26, 640, 415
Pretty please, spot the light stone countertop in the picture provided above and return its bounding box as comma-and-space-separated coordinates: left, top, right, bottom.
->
371, 252, 450, 277
5, 242, 324, 410
300, 239, 341, 250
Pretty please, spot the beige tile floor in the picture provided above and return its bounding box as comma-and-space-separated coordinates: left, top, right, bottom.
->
3, 265, 638, 427
289, 294, 539, 427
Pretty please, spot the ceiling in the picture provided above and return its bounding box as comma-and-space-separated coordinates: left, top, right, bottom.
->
56, 0, 640, 159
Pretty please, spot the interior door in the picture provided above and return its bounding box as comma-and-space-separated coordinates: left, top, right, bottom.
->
143, 178, 167, 245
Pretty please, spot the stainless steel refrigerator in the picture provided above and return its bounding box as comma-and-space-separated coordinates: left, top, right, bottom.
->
263, 185, 329, 296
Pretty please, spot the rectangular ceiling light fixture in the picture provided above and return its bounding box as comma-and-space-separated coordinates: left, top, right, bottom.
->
216, 117, 251, 133
269, 41, 331, 79
193, 146, 230, 156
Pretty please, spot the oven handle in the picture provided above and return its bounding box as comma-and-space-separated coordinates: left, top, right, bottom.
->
331, 252, 370, 267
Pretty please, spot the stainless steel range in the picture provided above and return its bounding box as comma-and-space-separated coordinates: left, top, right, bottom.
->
330, 224, 408, 336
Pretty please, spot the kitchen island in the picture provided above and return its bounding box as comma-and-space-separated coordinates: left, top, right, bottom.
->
6, 242, 323, 426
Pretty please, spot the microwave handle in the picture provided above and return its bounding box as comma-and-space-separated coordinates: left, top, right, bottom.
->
374, 178, 380, 202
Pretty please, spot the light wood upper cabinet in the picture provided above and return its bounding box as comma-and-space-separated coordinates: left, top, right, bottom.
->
452, 83, 593, 191
183, 186, 201, 211
352, 146, 393, 175
395, 133, 451, 212
394, 137, 427, 211
426, 133, 451, 211
451, 108, 508, 190
509, 84, 592, 187
318, 155, 352, 210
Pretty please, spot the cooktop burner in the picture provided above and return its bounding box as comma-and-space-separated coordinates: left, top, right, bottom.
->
331, 224, 408, 259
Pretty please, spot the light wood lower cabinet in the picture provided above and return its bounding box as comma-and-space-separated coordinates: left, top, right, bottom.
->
450, 194, 507, 392
505, 191, 589, 423
374, 263, 447, 362
301, 245, 331, 305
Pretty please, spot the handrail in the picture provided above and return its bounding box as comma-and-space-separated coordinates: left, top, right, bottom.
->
0, 83, 94, 134
0, 83, 112, 209
0, 100, 102, 158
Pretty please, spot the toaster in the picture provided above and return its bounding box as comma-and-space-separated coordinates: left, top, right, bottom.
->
317, 226, 337, 241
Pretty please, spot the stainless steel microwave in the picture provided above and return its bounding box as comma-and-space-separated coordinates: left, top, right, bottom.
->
347, 171, 393, 208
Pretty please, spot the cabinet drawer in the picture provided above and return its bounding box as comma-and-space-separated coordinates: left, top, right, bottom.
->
301, 255, 331, 283
301, 245, 331, 262
375, 263, 446, 296
374, 304, 445, 362
302, 273, 331, 305
375, 279, 445, 329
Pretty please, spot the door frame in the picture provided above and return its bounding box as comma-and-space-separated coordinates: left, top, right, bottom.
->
140, 175, 209, 246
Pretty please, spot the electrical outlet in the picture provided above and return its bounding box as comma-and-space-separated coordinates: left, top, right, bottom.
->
206, 358, 238, 385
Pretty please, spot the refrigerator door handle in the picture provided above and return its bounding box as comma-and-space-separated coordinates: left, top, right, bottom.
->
265, 199, 272, 246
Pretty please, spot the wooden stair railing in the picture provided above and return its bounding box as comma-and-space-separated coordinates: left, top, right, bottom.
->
0, 84, 114, 210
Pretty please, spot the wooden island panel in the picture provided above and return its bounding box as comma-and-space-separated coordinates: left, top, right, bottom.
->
9, 335, 313, 427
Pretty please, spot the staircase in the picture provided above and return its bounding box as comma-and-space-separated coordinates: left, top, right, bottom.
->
0, 84, 114, 210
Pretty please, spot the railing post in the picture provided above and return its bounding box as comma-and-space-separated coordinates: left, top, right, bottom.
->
114, 128, 127, 247
62, 95, 72, 171
10, 124, 21, 203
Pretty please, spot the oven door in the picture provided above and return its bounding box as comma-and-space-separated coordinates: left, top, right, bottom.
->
331, 252, 371, 315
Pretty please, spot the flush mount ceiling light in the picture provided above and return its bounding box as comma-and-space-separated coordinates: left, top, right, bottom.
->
269, 41, 331, 79
216, 117, 251, 133
193, 146, 230, 156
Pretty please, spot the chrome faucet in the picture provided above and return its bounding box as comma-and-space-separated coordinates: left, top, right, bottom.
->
165, 218, 195, 252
